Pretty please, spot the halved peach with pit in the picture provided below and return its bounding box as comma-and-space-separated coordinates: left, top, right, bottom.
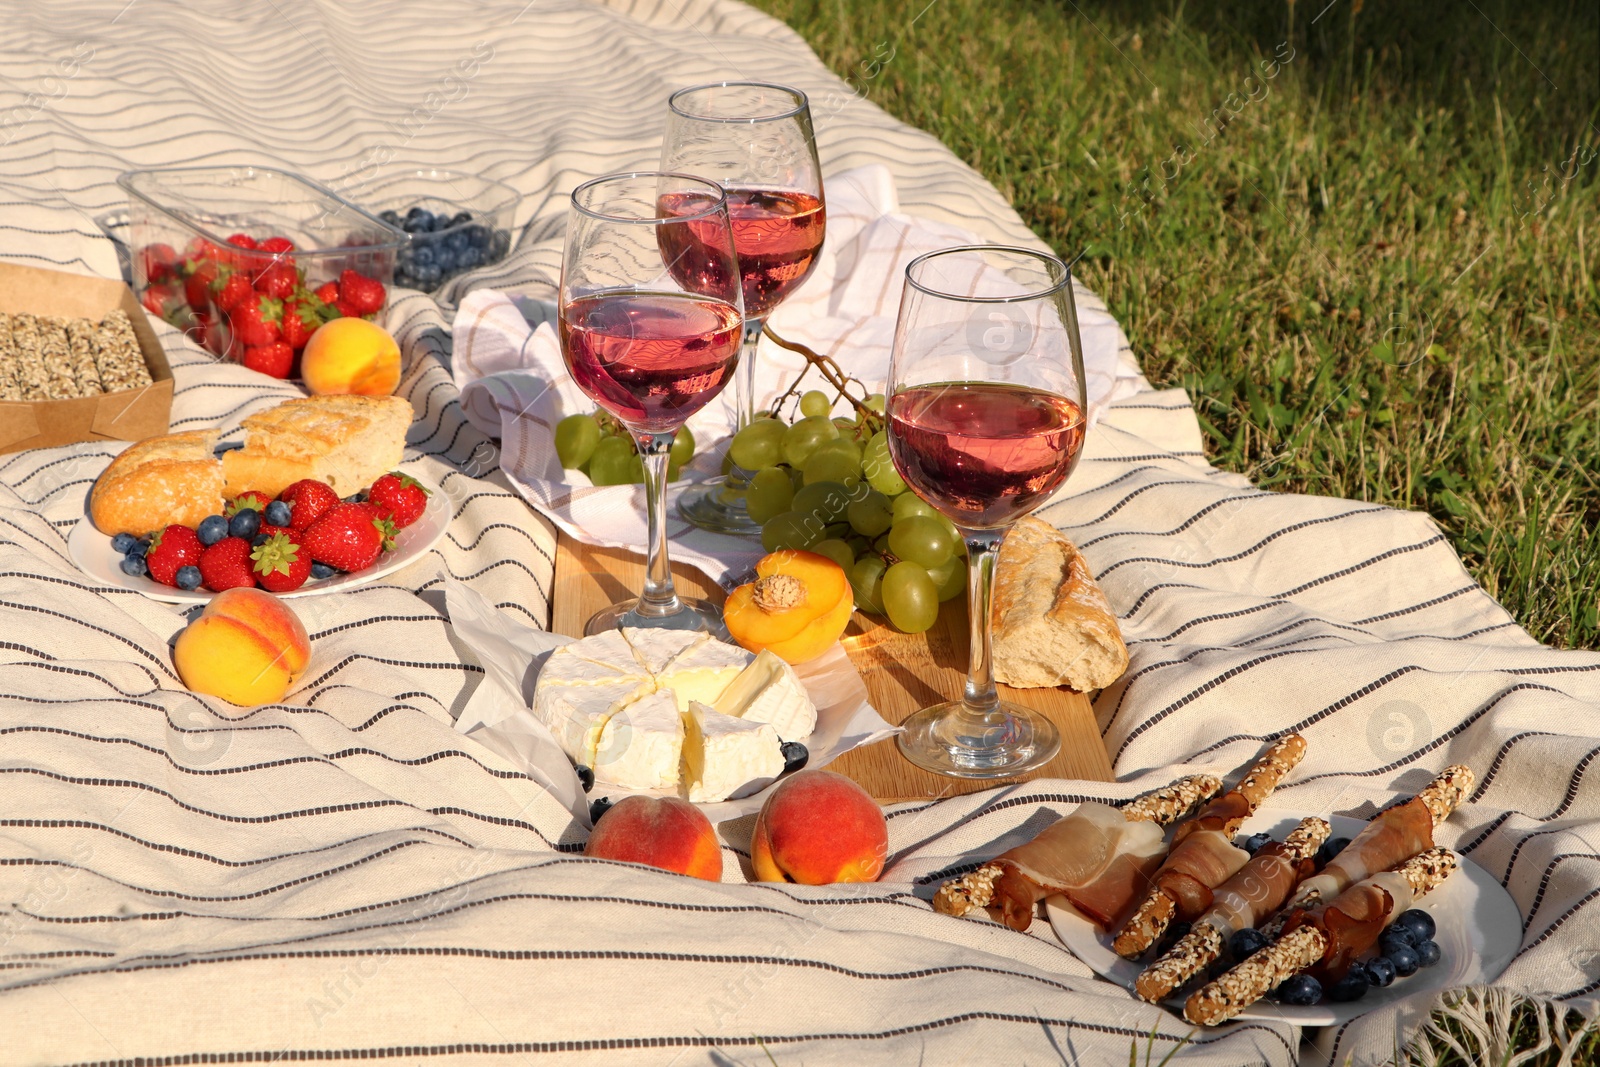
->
724, 549, 853, 665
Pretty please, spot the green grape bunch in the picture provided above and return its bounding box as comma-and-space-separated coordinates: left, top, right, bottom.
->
730, 388, 967, 635
554, 410, 695, 487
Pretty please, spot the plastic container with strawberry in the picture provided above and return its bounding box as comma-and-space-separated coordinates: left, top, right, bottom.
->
118, 166, 406, 378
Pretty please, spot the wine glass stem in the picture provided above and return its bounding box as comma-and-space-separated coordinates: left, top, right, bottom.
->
961, 529, 1004, 720
635, 432, 683, 618
717, 317, 765, 497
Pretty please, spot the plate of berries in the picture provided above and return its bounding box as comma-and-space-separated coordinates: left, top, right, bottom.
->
71, 469, 450, 604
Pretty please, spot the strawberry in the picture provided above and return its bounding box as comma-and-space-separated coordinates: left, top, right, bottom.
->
139, 243, 178, 283
185, 237, 223, 261
334, 298, 363, 319
242, 341, 294, 378
258, 236, 295, 254
199, 536, 257, 591
367, 471, 430, 529
227, 490, 272, 516
215, 272, 253, 313
338, 270, 386, 316
141, 282, 179, 317
226, 233, 258, 250
184, 260, 221, 312
279, 478, 340, 531
145, 524, 204, 587
229, 294, 282, 347
253, 259, 298, 300
280, 300, 320, 350
315, 281, 340, 305
250, 532, 311, 592
300, 502, 395, 572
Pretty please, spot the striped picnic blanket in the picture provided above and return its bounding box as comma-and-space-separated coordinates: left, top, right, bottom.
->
0, 1, 1596, 1065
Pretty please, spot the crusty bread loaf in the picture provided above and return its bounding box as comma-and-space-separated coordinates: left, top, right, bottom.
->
992, 516, 1128, 692
90, 430, 225, 536
222, 394, 411, 498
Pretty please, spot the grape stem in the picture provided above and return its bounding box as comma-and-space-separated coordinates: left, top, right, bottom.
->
761, 326, 884, 432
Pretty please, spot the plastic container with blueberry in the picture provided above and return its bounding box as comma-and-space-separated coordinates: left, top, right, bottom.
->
345, 168, 519, 296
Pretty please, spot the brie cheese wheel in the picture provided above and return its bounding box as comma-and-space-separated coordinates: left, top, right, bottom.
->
538, 676, 654, 769
594, 689, 684, 790
682, 701, 785, 803
624, 628, 706, 675
713, 649, 817, 741
539, 641, 650, 689
656, 638, 752, 712
569, 629, 639, 670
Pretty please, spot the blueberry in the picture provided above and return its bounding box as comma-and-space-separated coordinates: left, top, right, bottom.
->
1230, 927, 1269, 960
197, 514, 229, 546
415, 263, 443, 288
780, 740, 809, 774
228, 508, 260, 539
112, 532, 136, 554
310, 561, 337, 580
128, 537, 149, 559
403, 206, 435, 233
1277, 974, 1322, 1006
1328, 970, 1370, 1002
1414, 939, 1441, 968
1388, 943, 1420, 976
466, 224, 491, 250
1382, 925, 1418, 950
491, 230, 511, 257
1392, 909, 1436, 944
411, 243, 437, 268
434, 246, 458, 273
589, 796, 612, 824
174, 565, 202, 590
575, 764, 595, 792
212, 440, 245, 454
252, 532, 271, 547
1242, 831, 1273, 855
1325, 836, 1351, 858
264, 500, 292, 527
457, 246, 482, 270
119, 555, 147, 577
1364, 956, 1397, 987
450, 211, 472, 227
444, 230, 471, 255
379, 209, 402, 226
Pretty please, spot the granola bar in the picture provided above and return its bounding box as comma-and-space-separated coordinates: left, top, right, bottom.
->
65, 318, 104, 396
94, 310, 152, 392
36, 316, 79, 399
0, 313, 20, 401
9, 313, 51, 400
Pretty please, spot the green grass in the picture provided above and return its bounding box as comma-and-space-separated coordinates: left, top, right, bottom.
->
748, 0, 1600, 1062
751, 0, 1600, 650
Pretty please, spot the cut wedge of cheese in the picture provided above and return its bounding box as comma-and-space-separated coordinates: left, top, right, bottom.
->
682, 700, 785, 803
623, 628, 706, 675
713, 649, 817, 741
537, 677, 654, 769
657, 638, 751, 712
594, 689, 684, 791
539, 641, 650, 689
568, 629, 638, 671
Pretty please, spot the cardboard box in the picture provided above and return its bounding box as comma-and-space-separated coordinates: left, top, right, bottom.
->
0, 261, 173, 455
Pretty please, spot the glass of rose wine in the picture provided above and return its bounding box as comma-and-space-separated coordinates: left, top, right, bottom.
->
886, 245, 1088, 777
559, 172, 744, 635
660, 81, 826, 535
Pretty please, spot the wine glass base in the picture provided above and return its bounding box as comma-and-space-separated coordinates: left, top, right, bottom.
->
894, 700, 1061, 779
676, 478, 762, 536
584, 596, 729, 640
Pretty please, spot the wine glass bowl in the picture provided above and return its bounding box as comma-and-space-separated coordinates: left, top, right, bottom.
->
662, 81, 827, 534
559, 172, 744, 635
886, 245, 1088, 778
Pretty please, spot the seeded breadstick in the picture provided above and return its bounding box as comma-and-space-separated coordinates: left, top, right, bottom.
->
36, 316, 79, 399
933, 775, 1222, 918
0, 313, 20, 401
1185, 848, 1459, 1025
94, 310, 152, 392
1133, 818, 1330, 1002
1417, 765, 1475, 826
9, 313, 50, 400
65, 318, 103, 396
1121, 774, 1225, 826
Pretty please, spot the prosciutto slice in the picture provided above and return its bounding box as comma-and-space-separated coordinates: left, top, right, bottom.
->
991, 803, 1166, 930
1283, 870, 1417, 980
1205, 838, 1321, 936
1170, 735, 1305, 847
1152, 830, 1251, 920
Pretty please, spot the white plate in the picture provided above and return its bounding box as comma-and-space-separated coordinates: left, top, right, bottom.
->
69, 470, 451, 604
1045, 810, 1523, 1027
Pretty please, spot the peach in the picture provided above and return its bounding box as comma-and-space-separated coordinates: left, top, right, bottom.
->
300, 317, 401, 397
751, 769, 886, 884
173, 587, 311, 707
585, 795, 722, 882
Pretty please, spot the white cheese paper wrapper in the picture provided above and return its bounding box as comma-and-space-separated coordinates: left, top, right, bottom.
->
446, 579, 901, 824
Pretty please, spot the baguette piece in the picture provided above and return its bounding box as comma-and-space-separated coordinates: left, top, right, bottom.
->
992, 516, 1128, 691
222, 394, 411, 498
90, 430, 224, 535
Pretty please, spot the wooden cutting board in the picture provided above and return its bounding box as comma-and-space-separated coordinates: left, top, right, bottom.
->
550, 532, 1114, 802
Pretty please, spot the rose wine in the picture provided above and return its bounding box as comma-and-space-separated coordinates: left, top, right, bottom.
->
560, 290, 742, 433
887, 382, 1085, 529
660, 188, 826, 318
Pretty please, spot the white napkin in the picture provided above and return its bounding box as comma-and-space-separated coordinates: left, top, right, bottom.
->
453, 164, 1138, 586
